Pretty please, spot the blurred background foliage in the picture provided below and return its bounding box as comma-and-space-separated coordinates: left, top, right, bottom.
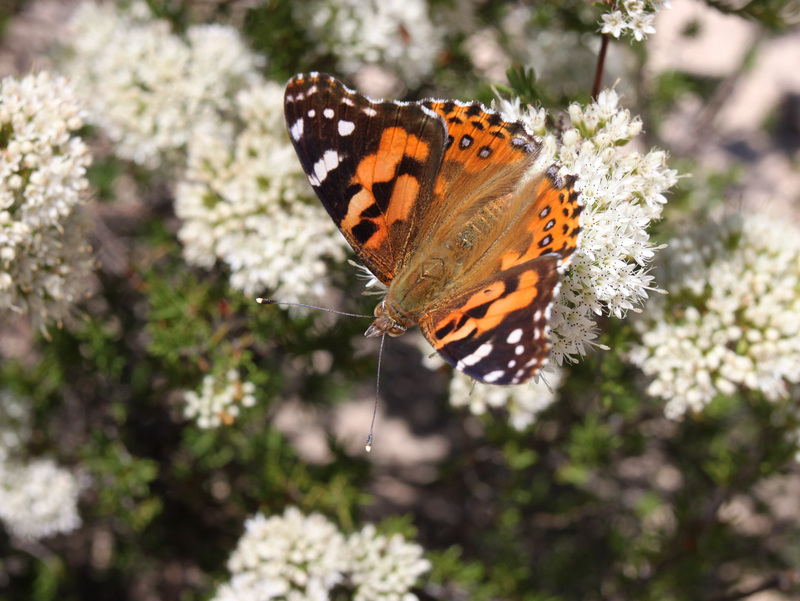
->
1, 0, 800, 600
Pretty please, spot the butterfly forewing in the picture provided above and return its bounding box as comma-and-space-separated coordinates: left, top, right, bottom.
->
284, 73, 447, 284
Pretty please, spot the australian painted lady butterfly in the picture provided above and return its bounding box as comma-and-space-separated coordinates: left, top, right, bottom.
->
283, 73, 582, 385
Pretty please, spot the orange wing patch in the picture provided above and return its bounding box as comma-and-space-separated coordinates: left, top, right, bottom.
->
427, 265, 551, 346
423, 99, 541, 171
342, 127, 431, 254
499, 168, 583, 271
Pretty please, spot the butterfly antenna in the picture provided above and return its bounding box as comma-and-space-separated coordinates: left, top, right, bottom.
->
256, 298, 372, 319
365, 332, 386, 453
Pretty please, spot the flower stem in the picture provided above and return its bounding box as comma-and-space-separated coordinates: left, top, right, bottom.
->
592, 33, 610, 100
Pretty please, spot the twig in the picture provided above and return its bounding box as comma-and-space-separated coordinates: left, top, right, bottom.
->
592, 34, 610, 100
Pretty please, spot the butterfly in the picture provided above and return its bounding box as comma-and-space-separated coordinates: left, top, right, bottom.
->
283, 73, 582, 385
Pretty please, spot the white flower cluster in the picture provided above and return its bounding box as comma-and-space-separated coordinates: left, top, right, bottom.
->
295, 0, 443, 86
347, 523, 431, 601
66, 2, 345, 306
175, 83, 348, 304
599, 0, 670, 41
0, 459, 82, 541
497, 89, 678, 367
450, 368, 563, 430
629, 213, 800, 419
0, 392, 82, 541
213, 507, 430, 601
183, 369, 257, 429
64, 1, 264, 169
0, 72, 94, 332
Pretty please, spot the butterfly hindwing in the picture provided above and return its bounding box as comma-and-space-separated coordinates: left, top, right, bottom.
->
492, 166, 583, 273
413, 100, 543, 248
419, 255, 561, 384
284, 73, 447, 284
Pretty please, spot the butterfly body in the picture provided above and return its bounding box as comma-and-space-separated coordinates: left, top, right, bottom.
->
284, 73, 582, 385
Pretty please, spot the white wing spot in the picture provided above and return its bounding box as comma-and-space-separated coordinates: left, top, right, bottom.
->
506, 328, 523, 344
456, 342, 493, 370
508, 360, 516, 368
338, 120, 355, 136
290, 118, 304, 142
515, 345, 525, 356
533, 310, 542, 322
311, 150, 342, 184
342, 97, 355, 106
363, 106, 377, 116
483, 370, 505, 383
323, 108, 335, 119
307, 85, 318, 95
307, 109, 316, 118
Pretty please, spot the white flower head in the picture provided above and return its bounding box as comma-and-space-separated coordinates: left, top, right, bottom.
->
0, 72, 94, 332
63, 1, 264, 169
213, 508, 430, 601
183, 369, 257, 429
601, 10, 628, 38
499, 91, 677, 368
347, 524, 431, 601
175, 82, 348, 309
629, 213, 800, 418
598, 0, 668, 40
0, 459, 82, 540
295, 0, 443, 86
212, 507, 349, 601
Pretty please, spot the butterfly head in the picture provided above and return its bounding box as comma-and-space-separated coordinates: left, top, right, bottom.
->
364, 300, 408, 338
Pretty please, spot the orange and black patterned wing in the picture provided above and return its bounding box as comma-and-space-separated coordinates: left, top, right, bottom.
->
419, 254, 562, 385
284, 73, 447, 284
493, 166, 583, 272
